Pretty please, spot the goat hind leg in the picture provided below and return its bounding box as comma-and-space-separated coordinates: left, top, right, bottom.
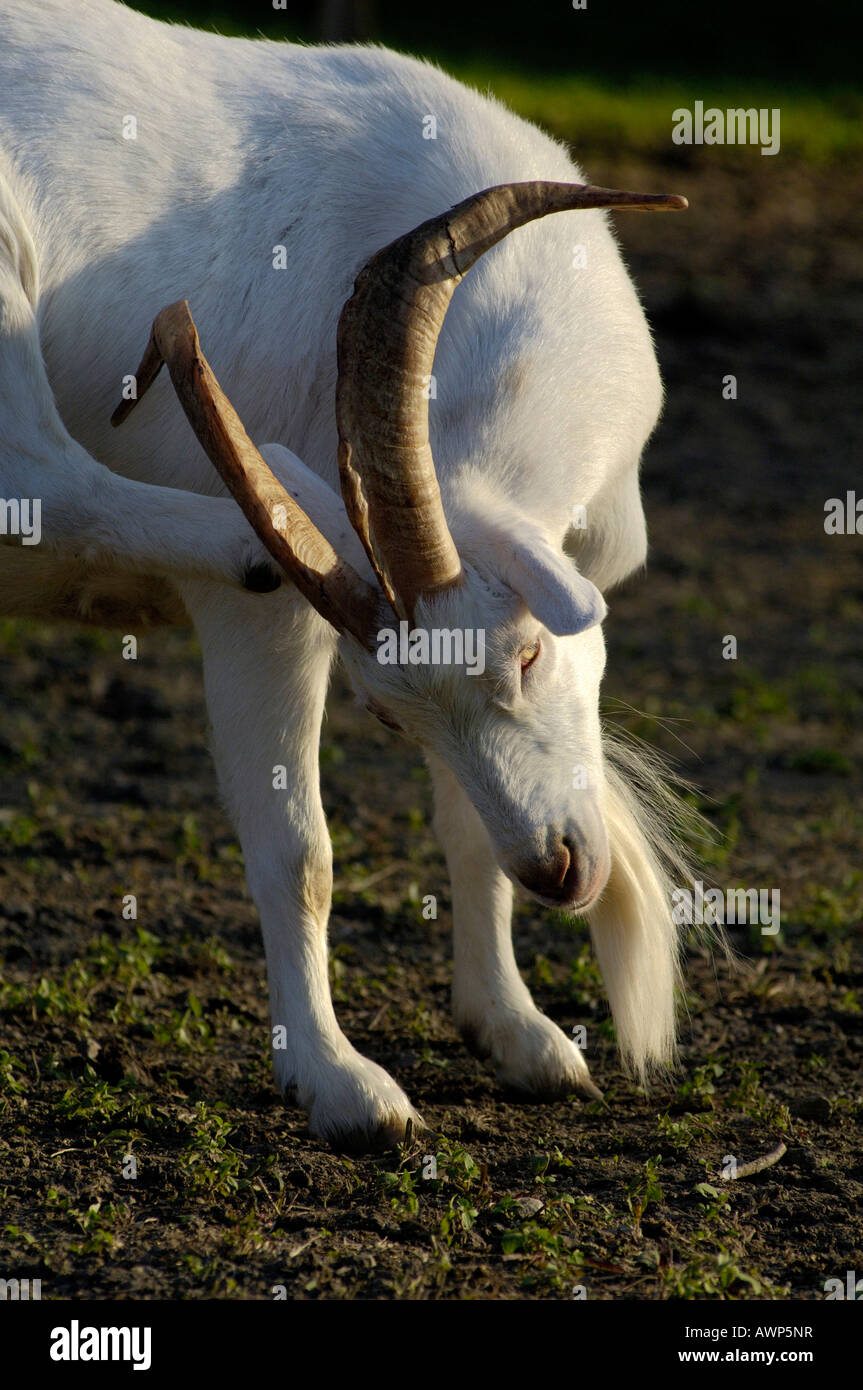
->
0, 194, 281, 597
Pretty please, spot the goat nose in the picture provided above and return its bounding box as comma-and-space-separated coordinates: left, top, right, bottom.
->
514, 836, 606, 909
515, 838, 575, 902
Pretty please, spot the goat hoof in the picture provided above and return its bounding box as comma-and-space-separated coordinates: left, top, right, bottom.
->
458, 1005, 603, 1103
298, 1051, 423, 1153
325, 1112, 422, 1155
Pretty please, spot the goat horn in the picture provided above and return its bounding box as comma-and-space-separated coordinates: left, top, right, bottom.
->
111, 300, 381, 645
336, 180, 686, 620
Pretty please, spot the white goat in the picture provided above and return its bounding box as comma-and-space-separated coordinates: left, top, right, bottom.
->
0, 0, 689, 1149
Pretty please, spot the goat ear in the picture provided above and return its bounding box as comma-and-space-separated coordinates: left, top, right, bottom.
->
452, 495, 606, 635
495, 534, 607, 636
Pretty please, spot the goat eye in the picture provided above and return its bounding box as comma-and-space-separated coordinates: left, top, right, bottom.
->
519, 639, 541, 672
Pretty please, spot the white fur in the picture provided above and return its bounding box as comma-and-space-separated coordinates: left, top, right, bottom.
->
0, 0, 683, 1147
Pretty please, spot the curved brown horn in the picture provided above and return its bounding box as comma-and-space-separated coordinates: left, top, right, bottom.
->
112, 300, 380, 646
337, 181, 687, 620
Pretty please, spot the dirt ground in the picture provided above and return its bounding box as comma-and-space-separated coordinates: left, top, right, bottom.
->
1, 149, 861, 1301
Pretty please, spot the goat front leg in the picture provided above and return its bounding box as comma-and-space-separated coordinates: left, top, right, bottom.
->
428, 754, 602, 1101
181, 577, 421, 1151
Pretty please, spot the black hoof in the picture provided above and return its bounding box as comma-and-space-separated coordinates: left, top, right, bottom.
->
323, 1113, 421, 1155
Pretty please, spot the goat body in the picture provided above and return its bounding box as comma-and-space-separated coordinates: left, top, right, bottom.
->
0, 0, 683, 1148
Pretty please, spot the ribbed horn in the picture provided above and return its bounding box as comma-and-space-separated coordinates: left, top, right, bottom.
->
336, 181, 687, 620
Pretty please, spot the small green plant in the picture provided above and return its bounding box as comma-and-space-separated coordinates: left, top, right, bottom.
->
497, 1196, 585, 1293
177, 1102, 245, 1196
676, 1061, 724, 1109
568, 943, 604, 1006
661, 1250, 779, 1300
55, 1069, 157, 1132
438, 1195, 478, 1246
0, 812, 41, 848
802, 873, 863, 934
152, 993, 213, 1051
626, 1156, 663, 1228
90, 927, 165, 983
529, 1147, 576, 1186
45, 1191, 119, 1260
693, 1182, 733, 1223
728, 1061, 791, 1129
656, 1111, 717, 1151
1, 962, 96, 1026
0, 1050, 26, 1095
435, 1137, 481, 1192
378, 1165, 419, 1217
531, 953, 555, 986
69, 1202, 118, 1258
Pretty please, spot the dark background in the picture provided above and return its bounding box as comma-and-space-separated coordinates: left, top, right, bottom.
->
131, 0, 859, 87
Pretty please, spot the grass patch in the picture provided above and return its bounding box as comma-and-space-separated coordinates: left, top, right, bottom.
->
445, 66, 863, 161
